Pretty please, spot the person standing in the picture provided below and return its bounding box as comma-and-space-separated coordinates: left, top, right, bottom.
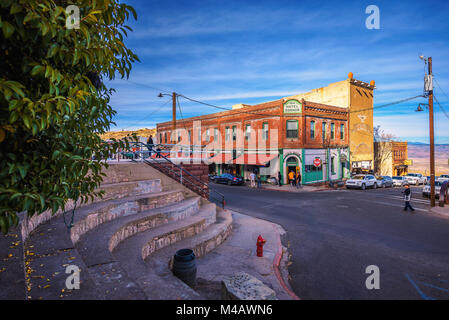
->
147, 135, 154, 158
278, 172, 282, 187
250, 171, 256, 188
257, 175, 262, 189
402, 184, 415, 212
296, 171, 302, 188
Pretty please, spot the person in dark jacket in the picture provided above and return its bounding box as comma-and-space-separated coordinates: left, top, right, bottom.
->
147, 135, 153, 157
278, 172, 282, 186
402, 184, 415, 212
296, 172, 302, 188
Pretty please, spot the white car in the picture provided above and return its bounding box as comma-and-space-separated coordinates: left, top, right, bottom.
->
392, 176, 407, 187
346, 174, 378, 190
405, 173, 425, 185
422, 181, 443, 198
437, 174, 449, 183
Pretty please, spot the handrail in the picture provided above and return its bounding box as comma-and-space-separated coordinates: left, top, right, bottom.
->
124, 141, 225, 208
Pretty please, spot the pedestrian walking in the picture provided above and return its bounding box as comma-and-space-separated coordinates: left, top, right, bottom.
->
402, 184, 415, 212
278, 172, 282, 186
288, 170, 295, 187
147, 135, 154, 157
296, 172, 302, 188
257, 175, 262, 188
250, 172, 256, 188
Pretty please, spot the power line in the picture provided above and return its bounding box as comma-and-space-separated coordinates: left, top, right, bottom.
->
119, 79, 173, 94
433, 94, 449, 120
121, 98, 171, 131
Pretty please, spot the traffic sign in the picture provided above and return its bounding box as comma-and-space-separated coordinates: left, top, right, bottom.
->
313, 157, 322, 167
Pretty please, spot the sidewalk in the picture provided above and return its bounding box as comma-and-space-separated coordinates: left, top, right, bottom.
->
430, 205, 449, 217
194, 210, 299, 300
262, 183, 340, 193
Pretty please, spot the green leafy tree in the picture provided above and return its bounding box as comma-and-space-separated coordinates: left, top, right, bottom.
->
0, 0, 140, 233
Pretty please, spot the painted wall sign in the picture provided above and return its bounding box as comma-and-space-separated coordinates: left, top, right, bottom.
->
283, 99, 302, 114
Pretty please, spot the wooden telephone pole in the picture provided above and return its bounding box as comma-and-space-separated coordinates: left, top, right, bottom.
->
172, 92, 176, 144
427, 57, 436, 207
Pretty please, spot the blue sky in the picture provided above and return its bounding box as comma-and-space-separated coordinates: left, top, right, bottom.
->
107, 0, 449, 144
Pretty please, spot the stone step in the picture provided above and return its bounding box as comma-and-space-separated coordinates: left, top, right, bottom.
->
146, 209, 233, 277
21, 190, 188, 300
112, 203, 216, 280
97, 179, 162, 202
75, 197, 202, 267
70, 189, 185, 243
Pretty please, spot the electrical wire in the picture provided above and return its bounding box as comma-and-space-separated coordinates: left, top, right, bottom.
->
121, 98, 171, 131
434, 95, 449, 120
118, 78, 173, 94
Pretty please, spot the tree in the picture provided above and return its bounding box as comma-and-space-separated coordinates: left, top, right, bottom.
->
0, 0, 140, 233
373, 126, 396, 175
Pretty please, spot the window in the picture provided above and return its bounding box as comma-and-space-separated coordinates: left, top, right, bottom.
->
286, 120, 298, 138
197, 128, 201, 143
232, 125, 237, 141
322, 122, 327, 142
164, 132, 167, 144
206, 128, 210, 142
159, 133, 162, 143
245, 124, 251, 140
331, 156, 335, 174
214, 128, 218, 141
331, 123, 335, 139
225, 127, 230, 141
177, 130, 181, 143
188, 130, 191, 143
305, 164, 322, 172
340, 124, 344, 140
310, 121, 315, 139
262, 122, 268, 140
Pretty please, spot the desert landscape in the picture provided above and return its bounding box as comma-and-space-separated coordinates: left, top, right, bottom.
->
407, 143, 449, 176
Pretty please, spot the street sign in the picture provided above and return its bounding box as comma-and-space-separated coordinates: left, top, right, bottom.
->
313, 157, 322, 167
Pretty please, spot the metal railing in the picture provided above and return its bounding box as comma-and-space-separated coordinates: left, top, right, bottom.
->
121, 142, 225, 208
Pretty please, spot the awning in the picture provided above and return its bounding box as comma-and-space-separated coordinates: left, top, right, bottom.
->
205, 153, 234, 164
231, 153, 278, 165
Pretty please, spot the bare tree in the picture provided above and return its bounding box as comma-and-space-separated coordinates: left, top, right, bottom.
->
373, 126, 396, 175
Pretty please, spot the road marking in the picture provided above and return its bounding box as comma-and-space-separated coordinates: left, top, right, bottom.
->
404, 273, 436, 300
356, 198, 428, 212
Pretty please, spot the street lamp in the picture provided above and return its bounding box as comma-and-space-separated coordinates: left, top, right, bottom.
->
158, 92, 177, 144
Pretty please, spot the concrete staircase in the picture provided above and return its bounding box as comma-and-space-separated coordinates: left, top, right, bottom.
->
0, 163, 232, 300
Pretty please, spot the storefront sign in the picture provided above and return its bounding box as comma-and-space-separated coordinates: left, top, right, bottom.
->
283, 99, 302, 114
404, 159, 413, 166
313, 157, 322, 167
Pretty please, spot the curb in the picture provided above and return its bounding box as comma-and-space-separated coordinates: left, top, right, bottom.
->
272, 223, 300, 300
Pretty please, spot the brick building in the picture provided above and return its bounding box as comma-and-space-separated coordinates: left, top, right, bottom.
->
156, 98, 351, 185
374, 141, 409, 176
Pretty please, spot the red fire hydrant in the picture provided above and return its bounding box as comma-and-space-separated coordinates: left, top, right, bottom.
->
256, 235, 266, 257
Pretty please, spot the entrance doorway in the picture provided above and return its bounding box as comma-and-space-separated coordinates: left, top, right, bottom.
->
285, 156, 300, 184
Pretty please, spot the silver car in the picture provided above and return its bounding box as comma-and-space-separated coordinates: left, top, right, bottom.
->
346, 174, 378, 190
377, 176, 393, 188
405, 173, 425, 185
422, 181, 443, 198
392, 176, 407, 187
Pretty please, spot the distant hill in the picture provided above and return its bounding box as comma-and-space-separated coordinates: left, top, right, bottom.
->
408, 144, 449, 175
101, 128, 156, 140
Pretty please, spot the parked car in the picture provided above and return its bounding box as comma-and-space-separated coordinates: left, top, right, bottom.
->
422, 181, 443, 198
214, 173, 244, 185
345, 174, 378, 190
437, 174, 449, 183
208, 173, 217, 181
376, 176, 393, 188
392, 176, 407, 187
405, 173, 425, 185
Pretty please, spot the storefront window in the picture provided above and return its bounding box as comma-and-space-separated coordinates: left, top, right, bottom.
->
331, 123, 335, 139
286, 120, 298, 138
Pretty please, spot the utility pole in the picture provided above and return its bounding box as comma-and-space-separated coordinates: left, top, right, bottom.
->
428, 57, 436, 207
172, 92, 176, 144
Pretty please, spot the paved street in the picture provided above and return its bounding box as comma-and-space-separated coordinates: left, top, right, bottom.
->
211, 183, 449, 300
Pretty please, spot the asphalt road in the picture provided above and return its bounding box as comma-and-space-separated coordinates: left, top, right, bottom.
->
210, 183, 449, 300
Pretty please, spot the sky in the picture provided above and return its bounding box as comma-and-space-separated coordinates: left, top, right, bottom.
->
106, 0, 449, 144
